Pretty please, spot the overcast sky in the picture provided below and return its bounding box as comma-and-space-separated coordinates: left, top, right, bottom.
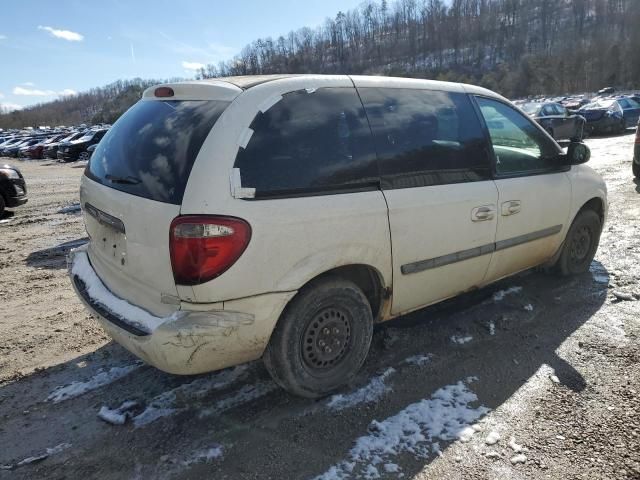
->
0, 0, 364, 111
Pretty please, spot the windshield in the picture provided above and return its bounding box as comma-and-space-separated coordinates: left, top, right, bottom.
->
521, 103, 542, 115
86, 99, 229, 205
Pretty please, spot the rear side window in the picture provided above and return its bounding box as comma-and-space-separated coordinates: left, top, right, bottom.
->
234, 88, 378, 198
87, 100, 229, 204
358, 88, 491, 189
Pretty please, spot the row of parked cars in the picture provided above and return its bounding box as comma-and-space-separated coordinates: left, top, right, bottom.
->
514, 89, 640, 141
0, 125, 109, 162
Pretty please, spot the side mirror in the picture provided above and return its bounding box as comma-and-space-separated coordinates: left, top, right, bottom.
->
567, 142, 590, 165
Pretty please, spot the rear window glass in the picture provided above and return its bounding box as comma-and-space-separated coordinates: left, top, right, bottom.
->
86, 100, 228, 204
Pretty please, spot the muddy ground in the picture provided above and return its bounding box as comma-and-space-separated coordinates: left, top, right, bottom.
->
0, 133, 639, 480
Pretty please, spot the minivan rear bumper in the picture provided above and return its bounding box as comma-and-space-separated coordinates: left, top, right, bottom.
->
68, 246, 294, 375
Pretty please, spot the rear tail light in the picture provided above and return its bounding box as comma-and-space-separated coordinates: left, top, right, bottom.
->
169, 216, 251, 285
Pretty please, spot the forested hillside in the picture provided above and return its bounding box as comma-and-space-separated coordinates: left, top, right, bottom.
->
2, 0, 638, 128
0, 79, 167, 129
197, 0, 640, 97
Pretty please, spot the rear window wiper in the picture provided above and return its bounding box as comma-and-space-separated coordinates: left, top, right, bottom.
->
105, 174, 141, 185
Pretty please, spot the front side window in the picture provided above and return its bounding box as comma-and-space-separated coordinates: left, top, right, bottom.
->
476, 97, 561, 176
234, 88, 378, 198
359, 88, 491, 189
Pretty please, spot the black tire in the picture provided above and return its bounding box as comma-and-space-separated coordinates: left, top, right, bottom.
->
0, 194, 5, 216
619, 120, 627, 134
633, 161, 640, 179
263, 278, 374, 398
556, 210, 602, 276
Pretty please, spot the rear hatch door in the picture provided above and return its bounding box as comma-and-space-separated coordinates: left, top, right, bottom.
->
81, 95, 232, 316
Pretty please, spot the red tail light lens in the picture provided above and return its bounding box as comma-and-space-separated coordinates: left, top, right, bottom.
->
169, 216, 251, 285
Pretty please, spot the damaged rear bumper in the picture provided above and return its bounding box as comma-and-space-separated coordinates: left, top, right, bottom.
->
68, 246, 295, 375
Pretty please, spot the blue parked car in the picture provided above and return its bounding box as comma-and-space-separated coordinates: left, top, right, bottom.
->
579, 97, 640, 135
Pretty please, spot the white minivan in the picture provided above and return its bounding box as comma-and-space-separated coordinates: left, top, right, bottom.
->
69, 75, 607, 397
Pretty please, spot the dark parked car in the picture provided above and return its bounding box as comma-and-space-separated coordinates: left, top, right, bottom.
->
5, 138, 41, 158
578, 97, 640, 134
0, 138, 25, 155
618, 97, 640, 127
44, 131, 83, 159
78, 143, 98, 162
57, 129, 107, 162
0, 164, 27, 215
24, 134, 66, 159
633, 119, 640, 179
520, 102, 585, 141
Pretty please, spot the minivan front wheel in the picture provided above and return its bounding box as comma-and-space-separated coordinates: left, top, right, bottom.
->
263, 278, 373, 398
556, 210, 601, 276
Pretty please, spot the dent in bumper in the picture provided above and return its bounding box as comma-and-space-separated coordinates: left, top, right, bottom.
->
68, 246, 295, 374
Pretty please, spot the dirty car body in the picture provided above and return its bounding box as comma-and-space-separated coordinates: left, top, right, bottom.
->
69, 75, 608, 397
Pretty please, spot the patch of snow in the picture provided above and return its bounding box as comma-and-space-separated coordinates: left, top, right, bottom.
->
403, 354, 432, 366
314, 377, 489, 479
47, 363, 141, 403
508, 437, 526, 453
493, 286, 522, 301
0, 218, 13, 225
383, 463, 399, 473
71, 250, 185, 333
133, 365, 248, 427
550, 374, 560, 384
451, 335, 473, 345
182, 445, 223, 466
98, 400, 138, 425
592, 274, 609, 284
524, 304, 534, 311
489, 321, 496, 336
327, 368, 396, 411
458, 425, 476, 442
510, 453, 527, 464
485, 431, 501, 445
3, 443, 72, 470
556, 435, 566, 440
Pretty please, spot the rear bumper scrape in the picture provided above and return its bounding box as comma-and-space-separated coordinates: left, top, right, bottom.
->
67, 246, 273, 375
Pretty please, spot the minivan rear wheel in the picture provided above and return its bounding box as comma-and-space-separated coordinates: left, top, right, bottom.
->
263, 278, 373, 398
556, 210, 601, 276
633, 160, 640, 179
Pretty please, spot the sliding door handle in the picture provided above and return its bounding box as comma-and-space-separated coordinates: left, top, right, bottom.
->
471, 205, 496, 222
501, 200, 522, 216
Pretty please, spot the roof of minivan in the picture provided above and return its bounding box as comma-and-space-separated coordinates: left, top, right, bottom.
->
209, 74, 303, 89
144, 75, 504, 102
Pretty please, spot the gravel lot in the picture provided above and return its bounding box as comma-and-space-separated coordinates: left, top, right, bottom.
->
0, 132, 639, 480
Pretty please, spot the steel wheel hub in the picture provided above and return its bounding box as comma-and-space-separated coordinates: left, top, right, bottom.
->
570, 226, 591, 261
302, 307, 351, 370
